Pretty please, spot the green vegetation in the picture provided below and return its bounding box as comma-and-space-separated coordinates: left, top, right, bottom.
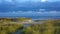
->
0, 18, 23, 34
0, 18, 60, 34
0, 24, 23, 34
22, 20, 60, 34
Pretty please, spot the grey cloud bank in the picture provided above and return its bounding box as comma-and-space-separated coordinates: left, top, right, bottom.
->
0, 0, 60, 18
0, 11, 60, 16
0, 0, 60, 12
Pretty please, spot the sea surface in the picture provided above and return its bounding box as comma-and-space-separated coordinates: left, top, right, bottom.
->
0, 16, 60, 20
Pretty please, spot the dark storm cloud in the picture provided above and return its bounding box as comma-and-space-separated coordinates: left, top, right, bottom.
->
0, 0, 60, 17
0, 0, 40, 12
0, 0, 60, 12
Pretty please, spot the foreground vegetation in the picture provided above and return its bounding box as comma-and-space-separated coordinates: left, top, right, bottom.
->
22, 19, 60, 34
0, 24, 23, 34
0, 18, 60, 34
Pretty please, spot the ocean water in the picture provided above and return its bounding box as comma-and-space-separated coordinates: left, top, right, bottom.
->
0, 16, 60, 20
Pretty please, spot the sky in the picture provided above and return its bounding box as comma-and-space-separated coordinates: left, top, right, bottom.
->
0, 0, 60, 18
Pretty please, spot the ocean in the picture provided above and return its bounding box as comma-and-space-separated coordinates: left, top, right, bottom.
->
0, 16, 60, 20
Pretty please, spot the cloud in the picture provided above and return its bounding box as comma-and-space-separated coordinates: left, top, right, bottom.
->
0, 0, 60, 17
0, 11, 60, 17
0, 0, 60, 12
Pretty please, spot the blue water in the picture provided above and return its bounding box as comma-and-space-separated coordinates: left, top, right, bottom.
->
0, 16, 60, 20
